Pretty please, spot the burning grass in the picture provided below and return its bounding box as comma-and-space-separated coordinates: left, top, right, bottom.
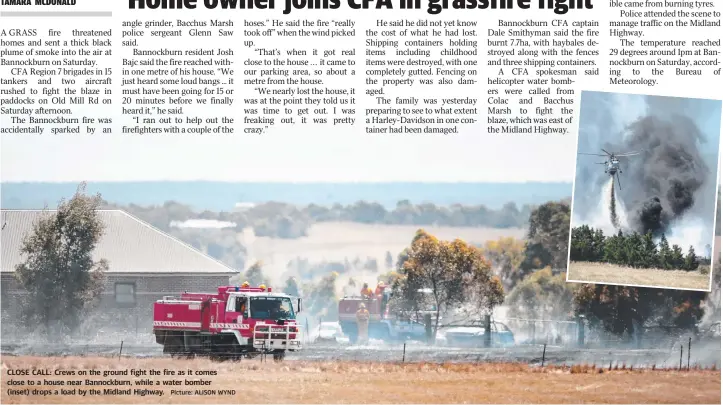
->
567, 261, 712, 290
1, 356, 720, 404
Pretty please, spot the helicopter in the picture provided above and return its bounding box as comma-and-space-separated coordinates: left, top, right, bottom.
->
579, 149, 640, 190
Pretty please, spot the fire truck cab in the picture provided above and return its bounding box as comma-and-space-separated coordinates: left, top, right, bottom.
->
153, 286, 302, 361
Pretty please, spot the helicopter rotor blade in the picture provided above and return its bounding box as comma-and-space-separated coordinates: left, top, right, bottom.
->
579, 153, 608, 157
601, 148, 613, 156
616, 151, 641, 157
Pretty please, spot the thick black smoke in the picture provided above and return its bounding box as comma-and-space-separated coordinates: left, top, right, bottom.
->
614, 115, 709, 237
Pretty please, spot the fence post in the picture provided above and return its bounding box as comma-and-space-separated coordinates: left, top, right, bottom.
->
687, 337, 691, 370
541, 343, 547, 367
679, 344, 683, 371
483, 315, 491, 348
118, 341, 124, 360
402, 343, 406, 363
424, 314, 432, 344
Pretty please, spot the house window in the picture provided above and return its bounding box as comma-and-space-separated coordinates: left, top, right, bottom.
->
115, 282, 136, 306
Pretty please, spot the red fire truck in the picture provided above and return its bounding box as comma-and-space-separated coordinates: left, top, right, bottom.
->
153, 286, 302, 361
338, 288, 428, 344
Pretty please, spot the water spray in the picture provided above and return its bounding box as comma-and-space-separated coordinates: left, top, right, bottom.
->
609, 180, 620, 229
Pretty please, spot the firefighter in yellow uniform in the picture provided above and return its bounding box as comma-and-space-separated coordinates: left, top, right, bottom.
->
356, 303, 370, 344
360, 283, 373, 298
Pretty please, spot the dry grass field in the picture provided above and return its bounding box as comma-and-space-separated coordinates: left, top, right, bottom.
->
1, 356, 720, 404
567, 261, 712, 290
241, 222, 526, 282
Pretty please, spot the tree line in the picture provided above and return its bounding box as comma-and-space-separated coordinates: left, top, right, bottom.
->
570, 225, 704, 271
103, 199, 535, 239
10, 182, 720, 342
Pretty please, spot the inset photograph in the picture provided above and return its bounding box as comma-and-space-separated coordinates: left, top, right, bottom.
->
567, 91, 721, 291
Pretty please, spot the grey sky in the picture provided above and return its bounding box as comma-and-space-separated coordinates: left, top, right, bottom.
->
1, 134, 576, 183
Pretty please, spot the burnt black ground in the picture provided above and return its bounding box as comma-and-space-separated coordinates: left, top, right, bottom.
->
2, 339, 719, 368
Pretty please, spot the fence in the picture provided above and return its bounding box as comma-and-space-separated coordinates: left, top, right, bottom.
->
2, 338, 719, 371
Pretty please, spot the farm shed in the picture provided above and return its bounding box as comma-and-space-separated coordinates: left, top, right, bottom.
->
0, 209, 236, 332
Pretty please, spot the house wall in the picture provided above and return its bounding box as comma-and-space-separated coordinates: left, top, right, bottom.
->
0, 272, 232, 336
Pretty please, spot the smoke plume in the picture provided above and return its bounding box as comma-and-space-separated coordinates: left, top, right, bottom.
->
573, 92, 720, 256
615, 115, 709, 238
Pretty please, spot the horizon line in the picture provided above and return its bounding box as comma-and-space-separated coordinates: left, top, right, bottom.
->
1, 180, 574, 184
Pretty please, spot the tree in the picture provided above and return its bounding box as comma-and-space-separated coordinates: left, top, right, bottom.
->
305, 272, 339, 321
683, 246, 699, 272
658, 234, 671, 269
377, 270, 402, 286
670, 244, 685, 270
602, 231, 623, 264
570, 225, 595, 262
507, 267, 576, 320
385, 251, 394, 269
592, 228, 606, 261
574, 284, 646, 338
283, 276, 300, 296
363, 257, 378, 271
521, 201, 571, 271
244, 260, 266, 285
574, 284, 707, 338
641, 232, 658, 268
400, 230, 504, 335
14, 182, 108, 333
482, 237, 526, 291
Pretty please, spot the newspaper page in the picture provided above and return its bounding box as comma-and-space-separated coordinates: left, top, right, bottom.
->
0, 0, 722, 403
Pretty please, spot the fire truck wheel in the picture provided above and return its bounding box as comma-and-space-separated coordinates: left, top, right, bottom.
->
162, 333, 184, 355
272, 350, 286, 362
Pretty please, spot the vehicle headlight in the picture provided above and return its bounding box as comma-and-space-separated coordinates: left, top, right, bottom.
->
254, 340, 263, 345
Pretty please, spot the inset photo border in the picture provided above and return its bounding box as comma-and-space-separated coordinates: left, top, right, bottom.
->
566, 91, 722, 292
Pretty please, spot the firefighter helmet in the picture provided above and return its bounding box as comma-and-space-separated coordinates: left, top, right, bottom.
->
259, 284, 267, 290
358, 303, 366, 309
241, 281, 250, 288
